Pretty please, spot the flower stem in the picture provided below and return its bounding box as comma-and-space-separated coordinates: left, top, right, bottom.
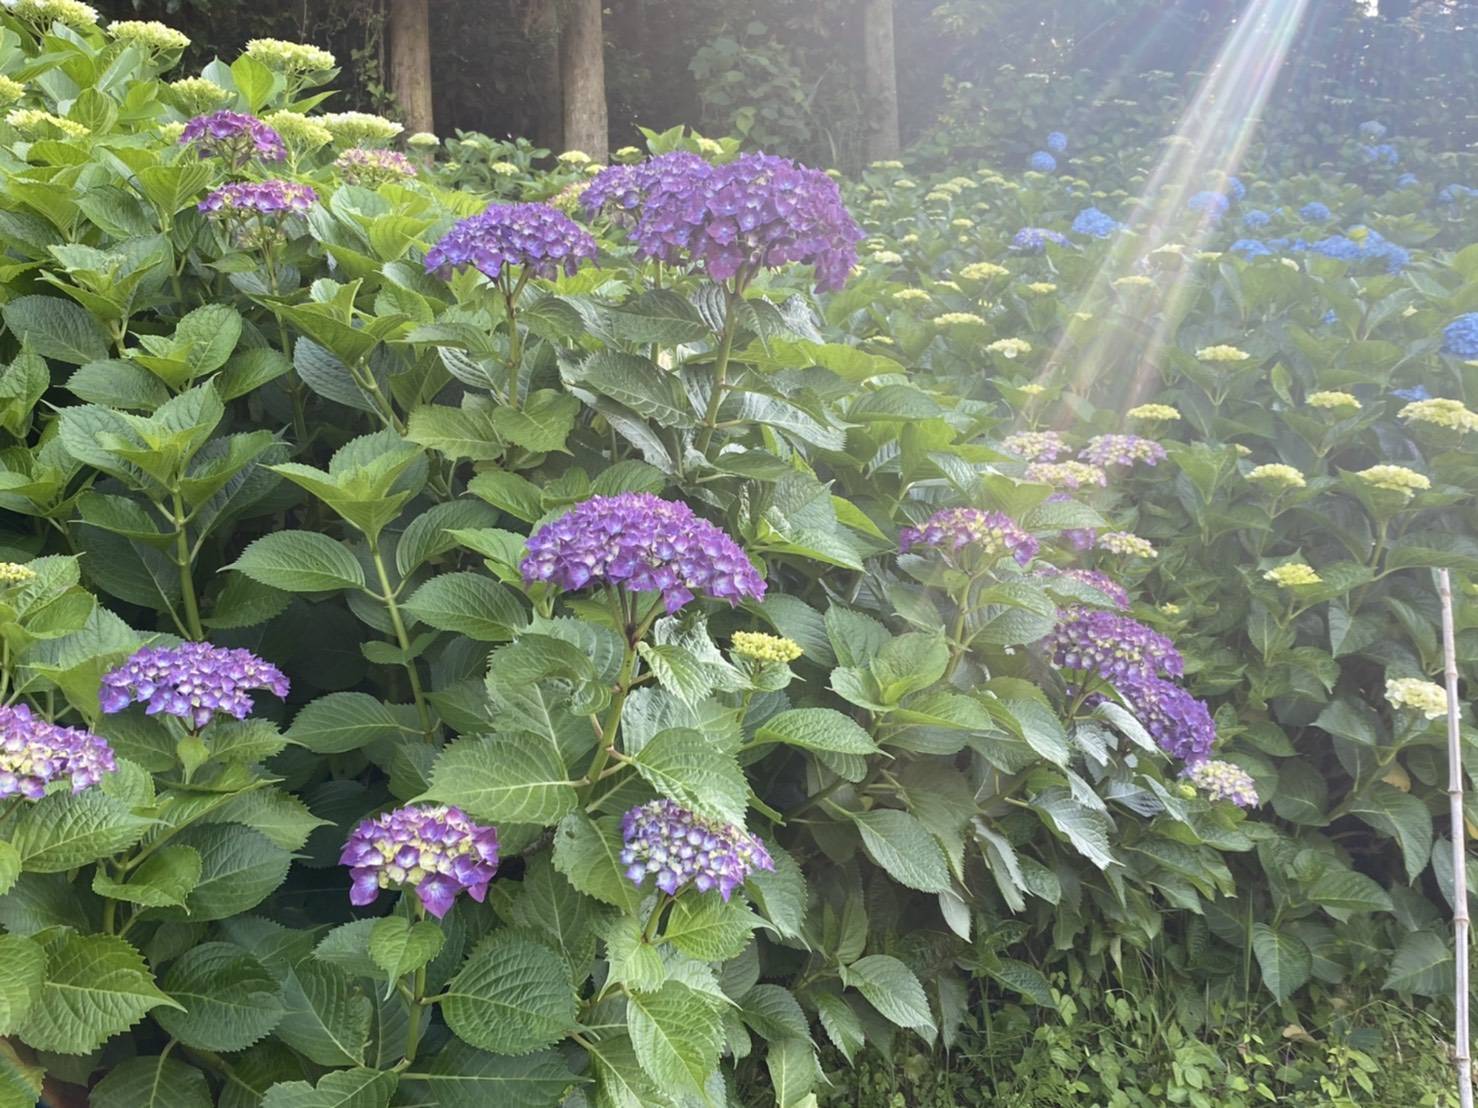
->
697, 287, 740, 455
404, 902, 429, 1065
171, 493, 205, 641
369, 542, 434, 741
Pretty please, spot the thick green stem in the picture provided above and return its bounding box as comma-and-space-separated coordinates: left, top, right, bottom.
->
404, 901, 429, 1065
172, 493, 205, 641
582, 645, 638, 806
643, 895, 672, 942
370, 543, 434, 740
697, 289, 740, 455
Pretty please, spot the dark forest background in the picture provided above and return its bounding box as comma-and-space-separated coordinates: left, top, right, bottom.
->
93, 0, 1478, 169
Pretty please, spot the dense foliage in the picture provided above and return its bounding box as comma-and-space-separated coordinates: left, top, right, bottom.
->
0, 5, 1475, 1107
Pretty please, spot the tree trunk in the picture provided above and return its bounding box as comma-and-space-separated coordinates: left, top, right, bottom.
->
862, 0, 901, 162
388, 0, 434, 135
559, 0, 608, 161
536, 37, 564, 153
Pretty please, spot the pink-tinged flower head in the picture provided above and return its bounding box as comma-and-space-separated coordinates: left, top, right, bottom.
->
1183, 759, 1257, 806
198, 179, 317, 216
520, 493, 766, 614
100, 642, 289, 729
424, 201, 596, 282
620, 799, 772, 901
1046, 607, 1184, 682
898, 507, 1038, 567
333, 146, 417, 186
180, 110, 286, 164
340, 804, 500, 918
1078, 434, 1167, 468
0, 704, 115, 800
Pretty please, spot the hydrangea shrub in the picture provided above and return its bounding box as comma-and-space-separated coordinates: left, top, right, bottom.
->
0, 11, 1471, 1108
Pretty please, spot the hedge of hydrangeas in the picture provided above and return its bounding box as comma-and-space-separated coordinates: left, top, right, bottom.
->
0, 10, 1471, 1108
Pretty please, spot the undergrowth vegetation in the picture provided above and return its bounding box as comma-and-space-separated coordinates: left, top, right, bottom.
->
0, 4, 1474, 1106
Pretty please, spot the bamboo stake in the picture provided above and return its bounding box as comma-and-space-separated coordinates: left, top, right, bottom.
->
1439, 568, 1472, 1108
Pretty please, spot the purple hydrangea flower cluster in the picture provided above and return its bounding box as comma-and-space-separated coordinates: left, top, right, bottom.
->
1116, 673, 1216, 762
1011, 227, 1070, 253
1079, 434, 1167, 468
100, 642, 289, 729
898, 507, 1039, 566
1183, 759, 1258, 807
180, 110, 286, 164
1035, 566, 1130, 610
333, 146, 417, 185
1047, 607, 1184, 682
198, 180, 318, 216
620, 799, 772, 900
341, 804, 499, 918
0, 704, 115, 800
582, 151, 709, 217
586, 151, 862, 292
424, 201, 597, 282
520, 493, 766, 614
1001, 430, 1068, 461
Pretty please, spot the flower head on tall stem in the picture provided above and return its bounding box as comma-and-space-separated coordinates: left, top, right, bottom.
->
341, 804, 500, 918
520, 493, 766, 615
898, 507, 1038, 568
1047, 607, 1184, 682
424, 201, 596, 282
180, 110, 286, 166
100, 642, 289, 729
620, 799, 772, 900
0, 704, 115, 800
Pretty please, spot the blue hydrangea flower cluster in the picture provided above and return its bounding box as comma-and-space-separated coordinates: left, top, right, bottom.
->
1396, 173, 1419, 189
425, 201, 597, 282
1242, 209, 1272, 228
341, 804, 500, 918
1046, 131, 1068, 153
1071, 207, 1121, 238
180, 110, 286, 164
898, 507, 1039, 566
1029, 150, 1057, 173
1299, 201, 1333, 222
1393, 385, 1431, 402
1230, 238, 1273, 259
1, 704, 115, 800
1443, 313, 1478, 357
1035, 566, 1130, 610
1184, 759, 1259, 807
1187, 190, 1230, 220
1011, 227, 1070, 253
620, 799, 772, 900
585, 151, 861, 292
1359, 143, 1399, 165
1439, 184, 1476, 204
1116, 673, 1217, 762
1079, 434, 1167, 468
1047, 608, 1184, 682
1310, 231, 1409, 274
520, 493, 766, 614
1224, 176, 1247, 201
198, 180, 318, 215
100, 642, 289, 728
1359, 120, 1387, 139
